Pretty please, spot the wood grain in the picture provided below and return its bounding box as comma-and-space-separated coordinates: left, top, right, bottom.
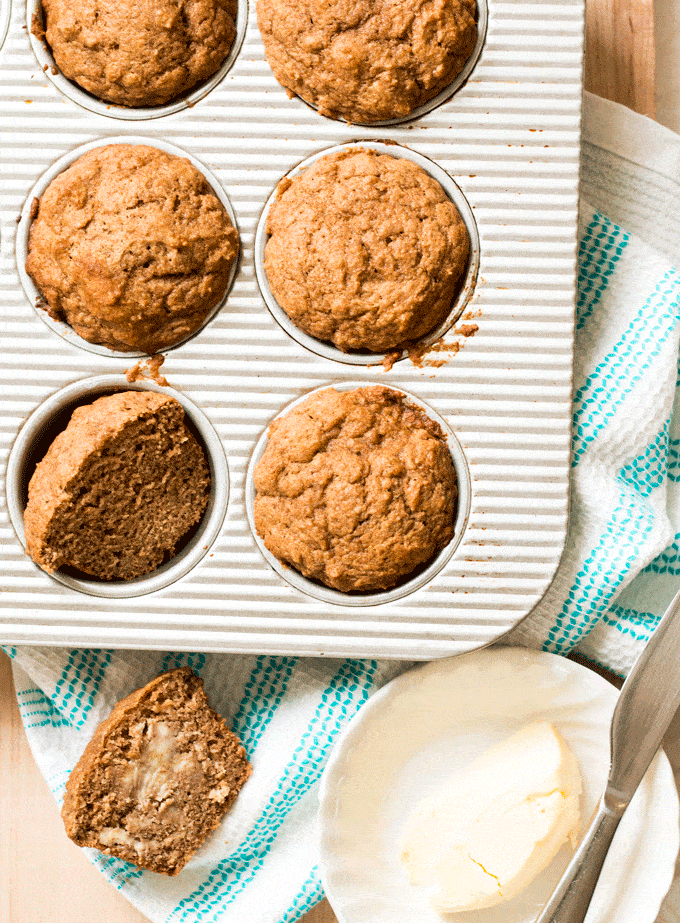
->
585, 0, 656, 116
0, 0, 657, 918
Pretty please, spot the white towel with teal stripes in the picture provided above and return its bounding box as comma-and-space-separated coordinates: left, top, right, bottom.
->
6, 93, 680, 923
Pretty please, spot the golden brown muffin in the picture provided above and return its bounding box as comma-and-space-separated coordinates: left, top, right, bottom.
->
257, 0, 478, 124
26, 144, 239, 354
253, 386, 458, 592
62, 668, 251, 875
264, 149, 470, 353
24, 390, 210, 580
39, 0, 238, 108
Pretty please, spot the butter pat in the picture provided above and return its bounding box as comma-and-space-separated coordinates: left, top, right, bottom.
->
400, 722, 582, 913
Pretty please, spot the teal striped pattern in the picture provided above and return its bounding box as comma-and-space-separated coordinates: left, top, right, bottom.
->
281, 868, 325, 923
545, 475, 656, 653
576, 214, 630, 330
232, 655, 297, 750
668, 439, 680, 482
545, 211, 680, 655
643, 532, 680, 575
16, 686, 69, 729
51, 649, 113, 728
571, 269, 680, 469
603, 604, 661, 644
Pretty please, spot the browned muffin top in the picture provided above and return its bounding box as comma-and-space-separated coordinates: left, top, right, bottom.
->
40, 0, 238, 108
253, 386, 458, 593
62, 667, 251, 875
257, 0, 478, 124
24, 390, 211, 581
26, 144, 239, 354
264, 149, 470, 354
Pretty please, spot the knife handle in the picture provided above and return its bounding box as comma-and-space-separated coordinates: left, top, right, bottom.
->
534, 797, 623, 923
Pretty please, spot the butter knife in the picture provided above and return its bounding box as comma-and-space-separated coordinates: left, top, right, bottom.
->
535, 584, 680, 923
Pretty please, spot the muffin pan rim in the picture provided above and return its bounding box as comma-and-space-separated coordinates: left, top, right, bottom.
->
15, 134, 241, 360
26, 0, 250, 122
0, 0, 9, 55
5, 373, 230, 599
253, 139, 481, 367
244, 380, 472, 608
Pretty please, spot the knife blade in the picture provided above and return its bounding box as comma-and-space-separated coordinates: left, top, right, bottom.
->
607, 583, 680, 806
535, 583, 680, 923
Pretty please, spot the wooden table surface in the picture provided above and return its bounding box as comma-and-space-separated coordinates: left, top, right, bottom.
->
0, 2, 657, 919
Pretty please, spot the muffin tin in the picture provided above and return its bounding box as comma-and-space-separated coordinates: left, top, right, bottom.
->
0, 0, 583, 657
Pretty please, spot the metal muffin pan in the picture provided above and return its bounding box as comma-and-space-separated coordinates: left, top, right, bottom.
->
16, 135, 241, 359
254, 140, 480, 367
244, 381, 472, 607
0, 0, 583, 657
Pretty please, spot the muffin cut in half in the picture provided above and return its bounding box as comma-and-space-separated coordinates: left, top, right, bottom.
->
23, 390, 211, 581
38, 0, 239, 109
253, 386, 458, 593
62, 667, 252, 875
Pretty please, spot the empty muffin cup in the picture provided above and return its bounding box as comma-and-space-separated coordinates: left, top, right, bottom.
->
16, 136, 240, 359
5, 374, 229, 598
254, 141, 480, 367
245, 381, 471, 608
27, 0, 248, 121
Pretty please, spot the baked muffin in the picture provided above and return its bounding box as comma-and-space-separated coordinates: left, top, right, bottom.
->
62, 668, 251, 875
39, 0, 238, 108
26, 144, 239, 354
258, 0, 478, 124
24, 390, 211, 580
264, 149, 470, 353
253, 386, 458, 592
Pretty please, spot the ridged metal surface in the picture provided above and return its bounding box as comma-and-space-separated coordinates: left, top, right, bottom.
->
0, 0, 583, 657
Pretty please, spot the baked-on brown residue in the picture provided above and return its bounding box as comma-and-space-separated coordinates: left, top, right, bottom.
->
62, 668, 251, 875
23, 390, 210, 580
126, 355, 169, 387
257, 0, 478, 124
26, 144, 239, 354
40, 0, 238, 108
253, 386, 458, 593
408, 320, 479, 367
264, 149, 470, 354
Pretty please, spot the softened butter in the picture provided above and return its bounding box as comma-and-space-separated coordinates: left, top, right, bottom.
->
400, 722, 582, 912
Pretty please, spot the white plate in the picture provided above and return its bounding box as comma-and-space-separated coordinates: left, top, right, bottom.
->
318, 648, 680, 923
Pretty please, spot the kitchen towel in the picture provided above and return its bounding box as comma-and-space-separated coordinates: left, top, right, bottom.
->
5, 91, 680, 923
